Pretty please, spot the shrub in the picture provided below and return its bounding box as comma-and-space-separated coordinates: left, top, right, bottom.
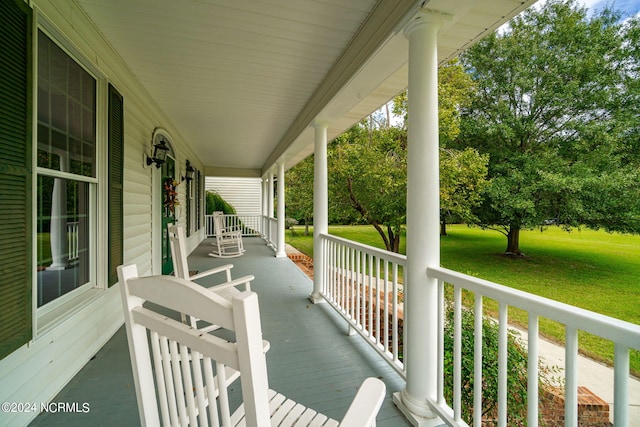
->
206, 191, 236, 215
442, 299, 556, 425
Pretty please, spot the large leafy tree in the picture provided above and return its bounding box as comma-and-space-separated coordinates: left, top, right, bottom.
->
285, 155, 314, 234
458, 0, 640, 255
392, 60, 475, 144
330, 128, 489, 249
440, 148, 489, 235
329, 62, 486, 252
395, 62, 488, 236
287, 62, 487, 252
329, 123, 407, 252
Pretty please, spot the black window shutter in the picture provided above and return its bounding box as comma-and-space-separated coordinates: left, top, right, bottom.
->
186, 170, 191, 237
196, 170, 202, 230
0, 0, 33, 360
108, 84, 124, 286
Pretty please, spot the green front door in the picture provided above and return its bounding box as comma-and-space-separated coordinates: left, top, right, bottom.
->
161, 157, 176, 274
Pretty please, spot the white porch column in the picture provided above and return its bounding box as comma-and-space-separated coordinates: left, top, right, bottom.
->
310, 121, 328, 303
393, 11, 443, 426
261, 176, 267, 216
261, 176, 268, 237
268, 171, 274, 218
48, 152, 70, 270
276, 161, 287, 258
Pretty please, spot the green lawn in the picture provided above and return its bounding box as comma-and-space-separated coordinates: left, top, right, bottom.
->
286, 224, 640, 375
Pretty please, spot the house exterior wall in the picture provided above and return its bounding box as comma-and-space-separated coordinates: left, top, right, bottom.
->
206, 177, 262, 216
0, 2, 205, 425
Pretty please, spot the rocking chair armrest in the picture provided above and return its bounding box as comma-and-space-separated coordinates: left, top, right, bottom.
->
339, 377, 386, 427
190, 264, 234, 281
209, 275, 254, 293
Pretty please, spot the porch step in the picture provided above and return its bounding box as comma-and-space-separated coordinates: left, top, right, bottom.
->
541, 386, 611, 426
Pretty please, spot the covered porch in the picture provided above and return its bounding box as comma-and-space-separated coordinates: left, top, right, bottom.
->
30, 237, 412, 426
2, 0, 639, 426
30, 227, 640, 426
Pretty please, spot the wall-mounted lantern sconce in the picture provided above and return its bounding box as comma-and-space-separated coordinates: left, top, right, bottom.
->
146, 137, 170, 168
182, 161, 195, 182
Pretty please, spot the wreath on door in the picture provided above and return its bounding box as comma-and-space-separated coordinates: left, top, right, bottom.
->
163, 177, 179, 215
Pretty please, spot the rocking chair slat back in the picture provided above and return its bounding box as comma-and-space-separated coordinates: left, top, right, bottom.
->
118, 264, 386, 427
168, 223, 251, 331
210, 212, 245, 258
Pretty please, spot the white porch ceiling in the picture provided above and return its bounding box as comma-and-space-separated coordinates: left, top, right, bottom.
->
76, 0, 537, 177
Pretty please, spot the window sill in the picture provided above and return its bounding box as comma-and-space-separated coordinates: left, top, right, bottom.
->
37, 286, 104, 336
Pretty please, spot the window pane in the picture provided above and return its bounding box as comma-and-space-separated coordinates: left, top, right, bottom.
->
37, 176, 91, 307
37, 31, 96, 178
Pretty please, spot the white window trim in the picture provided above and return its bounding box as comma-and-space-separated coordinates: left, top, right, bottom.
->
33, 13, 109, 337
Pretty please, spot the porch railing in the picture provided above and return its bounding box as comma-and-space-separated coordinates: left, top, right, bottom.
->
428, 266, 640, 427
317, 233, 640, 426
204, 214, 282, 252
205, 214, 262, 237
318, 233, 406, 377
263, 217, 278, 250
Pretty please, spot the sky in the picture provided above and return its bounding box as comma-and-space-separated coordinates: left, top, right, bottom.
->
543, 0, 640, 18
580, 0, 640, 17
500, 0, 640, 33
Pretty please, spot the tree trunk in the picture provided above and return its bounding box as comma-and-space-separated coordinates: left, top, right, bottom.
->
387, 224, 401, 253
385, 103, 390, 128
505, 226, 523, 255
372, 222, 392, 252
441, 217, 447, 236
392, 232, 400, 253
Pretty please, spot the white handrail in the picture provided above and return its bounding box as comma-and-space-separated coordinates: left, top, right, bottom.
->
428, 267, 640, 343
204, 214, 262, 238
427, 265, 640, 426
313, 233, 639, 426
268, 217, 278, 249
321, 233, 407, 265
318, 233, 406, 378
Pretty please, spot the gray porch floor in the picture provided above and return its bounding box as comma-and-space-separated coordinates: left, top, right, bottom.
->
31, 237, 412, 426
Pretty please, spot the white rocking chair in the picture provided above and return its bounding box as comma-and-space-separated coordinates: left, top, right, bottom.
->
117, 264, 386, 427
209, 211, 245, 258
168, 223, 251, 332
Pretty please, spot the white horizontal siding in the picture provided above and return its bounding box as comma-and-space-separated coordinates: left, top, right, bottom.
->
0, 286, 122, 427
122, 100, 154, 277
206, 177, 262, 216
0, 2, 207, 426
